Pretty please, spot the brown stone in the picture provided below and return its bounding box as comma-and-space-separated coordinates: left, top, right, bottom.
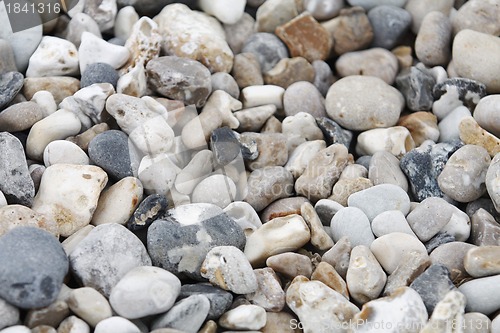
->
260, 196, 310, 223
311, 261, 349, 299
275, 13, 332, 62
397, 111, 439, 146
25, 300, 69, 328
322, 7, 373, 56
264, 57, 315, 89
66, 123, 110, 153
22, 77, 80, 104
300, 201, 334, 250
392, 45, 413, 69
198, 320, 217, 333
262, 312, 301, 333
231, 53, 264, 89
459, 116, 500, 158
329, 177, 373, 206
0, 101, 44, 132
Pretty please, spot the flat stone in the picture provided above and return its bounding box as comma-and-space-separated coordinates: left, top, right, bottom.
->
150, 295, 210, 332
368, 151, 408, 191
337, 47, 399, 84
67, 287, 112, 327
0, 100, 45, 133
22, 77, 81, 105
470, 209, 500, 246
69, 223, 152, 297
347, 245, 387, 304
266, 252, 313, 279
242, 133, 288, 171
0, 133, 35, 207
179, 283, 233, 321
283, 82, 326, 118
245, 267, 285, 312
0, 72, 23, 110
231, 53, 264, 89
395, 66, 436, 111
0, 227, 68, 309
264, 57, 314, 89
244, 214, 310, 266
325, 75, 404, 131
330, 207, 375, 248
464, 246, 500, 278
210, 127, 240, 166
241, 33, 289, 73
458, 274, 500, 315
415, 11, 452, 67
368, 5, 411, 50
429, 241, 477, 284
383, 250, 431, 296
397, 111, 439, 147
244, 166, 294, 212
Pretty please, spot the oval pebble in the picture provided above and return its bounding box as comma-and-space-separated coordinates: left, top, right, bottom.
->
43, 140, 90, 167
330, 207, 375, 248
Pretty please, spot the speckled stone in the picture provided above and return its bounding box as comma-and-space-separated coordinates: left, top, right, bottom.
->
264, 57, 314, 89
383, 250, 430, 296
245, 267, 285, 312
267, 252, 313, 279
243, 133, 288, 171
368, 5, 411, 50
283, 81, 326, 118
0, 72, 24, 110
244, 166, 294, 212
241, 33, 289, 73
460, 116, 500, 158
322, 236, 351, 279
433, 78, 487, 120
395, 66, 436, 111
415, 11, 452, 67
231, 53, 264, 89
470, 209, 500, 247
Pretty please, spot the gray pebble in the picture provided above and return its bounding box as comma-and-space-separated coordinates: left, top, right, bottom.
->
316, 117, 353, 148
0, 227, 68, 309
179, 283, 233, 320
81, 63, 119, 89
283, 81, 326, 118
395, 66, 436, 111
347, 0, 407, 11
415, 11, 452, 67
406, 197, 455, 242
151, 295, 210, 332
470, 209, 500, 247
241, 33, 289, 73
211, 72, 240, 99
424, 233, 455, 254
244, 166, 294, 212
356, 155, 372, 170
433, 78, 487, 113
368, 5, 411, 49
330, 207, 375, 247
0, 40, 17, 73
312, 60, 334, 97
0, 72, 24, 110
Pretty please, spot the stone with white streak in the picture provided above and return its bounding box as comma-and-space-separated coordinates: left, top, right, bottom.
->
26, 36, 79, 77
79, 32, 130, 73
300, 202, 334, 250
43, 140, 90, 167
32, 164, 108, 237
356, 126, 416, 158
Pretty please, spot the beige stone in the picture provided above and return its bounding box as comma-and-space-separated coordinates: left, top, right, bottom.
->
22, 77, 81, 104
322, 236, 351, 279
464, 246, 500, 278
267, 252, 313, 279
300, 202, 334, 250
397, 111, 440, 147
0, 204, 59, 238
231, 53, 264, 89
383, 250, 431, 296
245, 267, 285, 312
459, 116, 500, 157
311, 261, 349, 299
263, 57, 314, 89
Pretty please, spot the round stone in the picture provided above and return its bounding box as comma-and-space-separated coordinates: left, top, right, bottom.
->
192, 175, 237, 209
325, 75, 404, 131
211, 72, 240, 99
304, 0, 344, 20
81, 63, 119, 89
415, 11, 452, 67
330, 207, 375, 248
179, 283, 233, 320
0, 227, 68, 309
43, 140, 90, 167
474, 95, 500, 138
94, 317, 140, 333
368, 5, 412, 50
283, 81, 326, 118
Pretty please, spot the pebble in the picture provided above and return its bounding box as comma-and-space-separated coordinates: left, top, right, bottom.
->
0, 227, 68, 309
348, 184, 410, 221
0, 72, 24, 110
420, 290, 466, 332
311, 261, 349, 299
415, 11, 452, 67
405, 0, 454, 34
219, 305, 267, 331
94, 317, 140, 333
312, 60, 335, 97
43, 140, 90, 167
150, 294, 210, 332
241, 85, 284, 110
64, 13, 102, 48
109, 266, 181, 319
154, 3, 233, 73
451, 0, 500, 36
261, 312, 299, 333
330, 204, 374, 248
282, 112, 324, 153
0, 204, 59, 238
0, 102, 43, 132
315, 199, 344, 226
325, 75, 404, 131
244, 166, 294, 212
67, 287, 112, 327
57, 316, 90, 333
174, 149, 212, 195
0, 297, 19, 330
0, 133, 35, 207
80, 63, 119, 89
26, 37, 79, 77
371, 210, 416, 238
30, 90, 56, 117
199, 0, 245, 25
88, 130, 141, 181
463, 312, 491, 333
114, 6, 139, 43
224, 13, 255, 55
383, 250, 431, 296
474, 95, 500, 138
371, 232, 427, 274
69, 223, 151, 297
266, 252, 313, 279
201, 246, 257, 294
368, 151, 408, 191
458, 274, 500, 315
286, 276, 360, 332
315, 117, 353, 148
137, 153, 179, 196
260, 197, 309, 223
347, 245, 387, 304
356, 126, 415, 158
244, 214, 310, 266
400, 140, 463, 201
430, 242, 477, 283
368, 5, 411, 50
395, 66, 436, 111
241, 33, 289, 73
323, 6, 374, 55
438, 145, 490, 202
406, 197, 456, 242
304, 0, 343, 20
245, 267, 285, 312
295, 144, 351, 202
261, 116, 282, 133
0, 4, 42, 72
351, 287, 428, 332
234, 105, 275, 132
283, 82, 326, 118
210, 127, 240, 166
179, 283, 233, 320
0, 326, 32, 333
83, 0, 117, 32
452, 29, 500, 93
147, 204, 245, 280
211, 73, 240, 100
231, 54, 264, 89
336, 47, 399, 84
470, 209, 500, 246
192, 174, 237, 208
464, 246, 500, 278
255, 0, 298, 33
425, 233, 456, 254
264, 57, 314, 89
347, 0, 407, 11
433, 78, 486, 120
398, 112, 439, 146
146, 56, 212, 108
22, 77, 81, 105
78, 32, 129, 74
300, 202, 334, 250
0, 40, 17, 74
440, 107, 473, 144
459, 116, 500, 158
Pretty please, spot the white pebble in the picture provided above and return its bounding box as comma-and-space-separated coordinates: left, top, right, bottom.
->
138, 153, 179, 196
79, 32, 130, 73
26, 36, 79, 77
371, 210, 417, 238
43, 140, 90, 167
94, 317, 140, 333
114, 6, 139, 41
219, 304, 267, 331
199, 0, 246, 25
192, 174, 237, 209
438, 106, 471, 143
241, 85, 285, 109
67, 287, 112, 327
30, 90, 57, 117
223, 201, 262, 236
356, 126, 415, 158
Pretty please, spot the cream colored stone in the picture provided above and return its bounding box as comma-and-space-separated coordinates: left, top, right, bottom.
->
356, 126, 416, 158
300, 202, 334, 250
245, 267, 285, 312
67, 287, 112, 327
0, 204, 59, 238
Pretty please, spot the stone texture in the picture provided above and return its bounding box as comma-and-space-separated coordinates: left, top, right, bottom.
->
395, 66, 436, 111
397, 112, 439, 146
368, 151, 408, 191
22, 77, 80, 105
415, 11, 452, 67
459, 116, 500, 158
368, 5, 411, 49
243, 133, 288, 171
245, 267, 285, 312
244, 166, 294, 212
67, 287, 112, 327
231, 53, 264, 89
348, 184, 410, 221
429, 241, 477, 284
330, 207, 375, 248
451, 0, 500, 36
0, 205, 59, 238
383, 250, 431, 296
241, 33, 289, 73
264, 57, 314, 89
470, 209, 500, 246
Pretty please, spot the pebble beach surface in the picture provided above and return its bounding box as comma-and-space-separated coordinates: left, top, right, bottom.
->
1, 0, 500, 332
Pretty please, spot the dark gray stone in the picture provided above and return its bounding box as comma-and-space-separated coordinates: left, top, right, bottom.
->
424, 233, 456, 254
88, 130, 141, 181
210, 127, 241, 166
148, 203, 246, 280
0, 227, 68, 309
314, 199, 343, 226
356, 155, 372, 170
117, 0, 197, 16
0, 132, 35, 207
316, 117, 353, 148
69, 223, 152, 297
146, 56, 212, 108
410, 263, 457, 315
241, 33, 289, 73
466, 198, 500, 222
368, 5, 411, 49
237, 133, 259, 161
127, 194, 169, 231
312, 60, 335, 97
433, 78, 487, 110
179, 283, 233, 320
395, 66, 436, 111
400, 140, 463, 201
0, 72, 23, 110
80, 62, 119, 89
150, 294, 210, 332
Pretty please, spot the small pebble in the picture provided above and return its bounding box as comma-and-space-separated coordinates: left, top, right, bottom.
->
383, 250, 431, 296
347, 0, 407, 11
126, 194, 168, 231
94, 317, 140, 333
179, 283, 233, 321
65, 13, 102, 48
283, 81, 326, 118
241, 85, 284, 110
219, 305, 267, 331
244, 166, 294, 212
255, 0, 298, 33
304, 0, 344, 20
433, 78, 486, 120
451, 0, 500, 36
415, 11, 452, 67
463, 312, 491, 333
224, 13, 255, 55
368, 5, 411, 50
234, 105, 276, 132
0, 204, 59, 238
264, 57, 314, 89
245, 267, 285, 312
78, 32, 129, 74
150, 295, 210, 332
395, 66, 436, 111
43, 140, 90, 167
0, 72, 24, 110
464, 246, 500, 278
371, 210, 416, 238
231, 54, 264, 89
311, 261, 349, 299
459, 116, 500, 158
241, 33, 289, 73
316, 117, 353, 148
458, 274, 500, 315
0, 297, 19, 330
438, 106, 472, 143
405, 0, 454, 34
330, 207, 375, 248
282, 112, 324, 153
211, 73, 240, 99
312, 60, 335, 97
430, 241, 477, 283
406, 197, 456, 242
300, 201, 334, 250
420, 290, 466, 332
266, 252, 313, 279
322, 236, 351, 279
260, 197, 309, 223
355, 126, 415, 158
473, 95, 500, 138
424, 233, 456, 254
67, 287, 112, 327
80, 63, 119, 89
56, 316, 90, 333
22, 77, 80, 105
26, 36, 79, 77
368, 151, 408, 191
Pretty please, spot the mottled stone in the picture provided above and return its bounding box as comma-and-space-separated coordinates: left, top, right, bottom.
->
383, 250, 431, 296
470, 209, 500, 246
368, 5, 411, 50
241, 33, 289, 73
397, 112, 439, 147
433, 78, 487, 119
245, 267, 285, 312
452, 0, 500, 36
243, 133, 288, 171
395, 66, 436, 111
231, 53, 264, 89
127, 194, 168, 231
264, 57, 314, 89
255, 0, 298, 33
224, 13, 255, 55
0, 72, 23, 110
260, 197, 310, 223
459, 116, 500, 158
179, 283, 233, 321
150, 295, 210, 332
415, 11, 452, 66
0, 205, 59, 238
